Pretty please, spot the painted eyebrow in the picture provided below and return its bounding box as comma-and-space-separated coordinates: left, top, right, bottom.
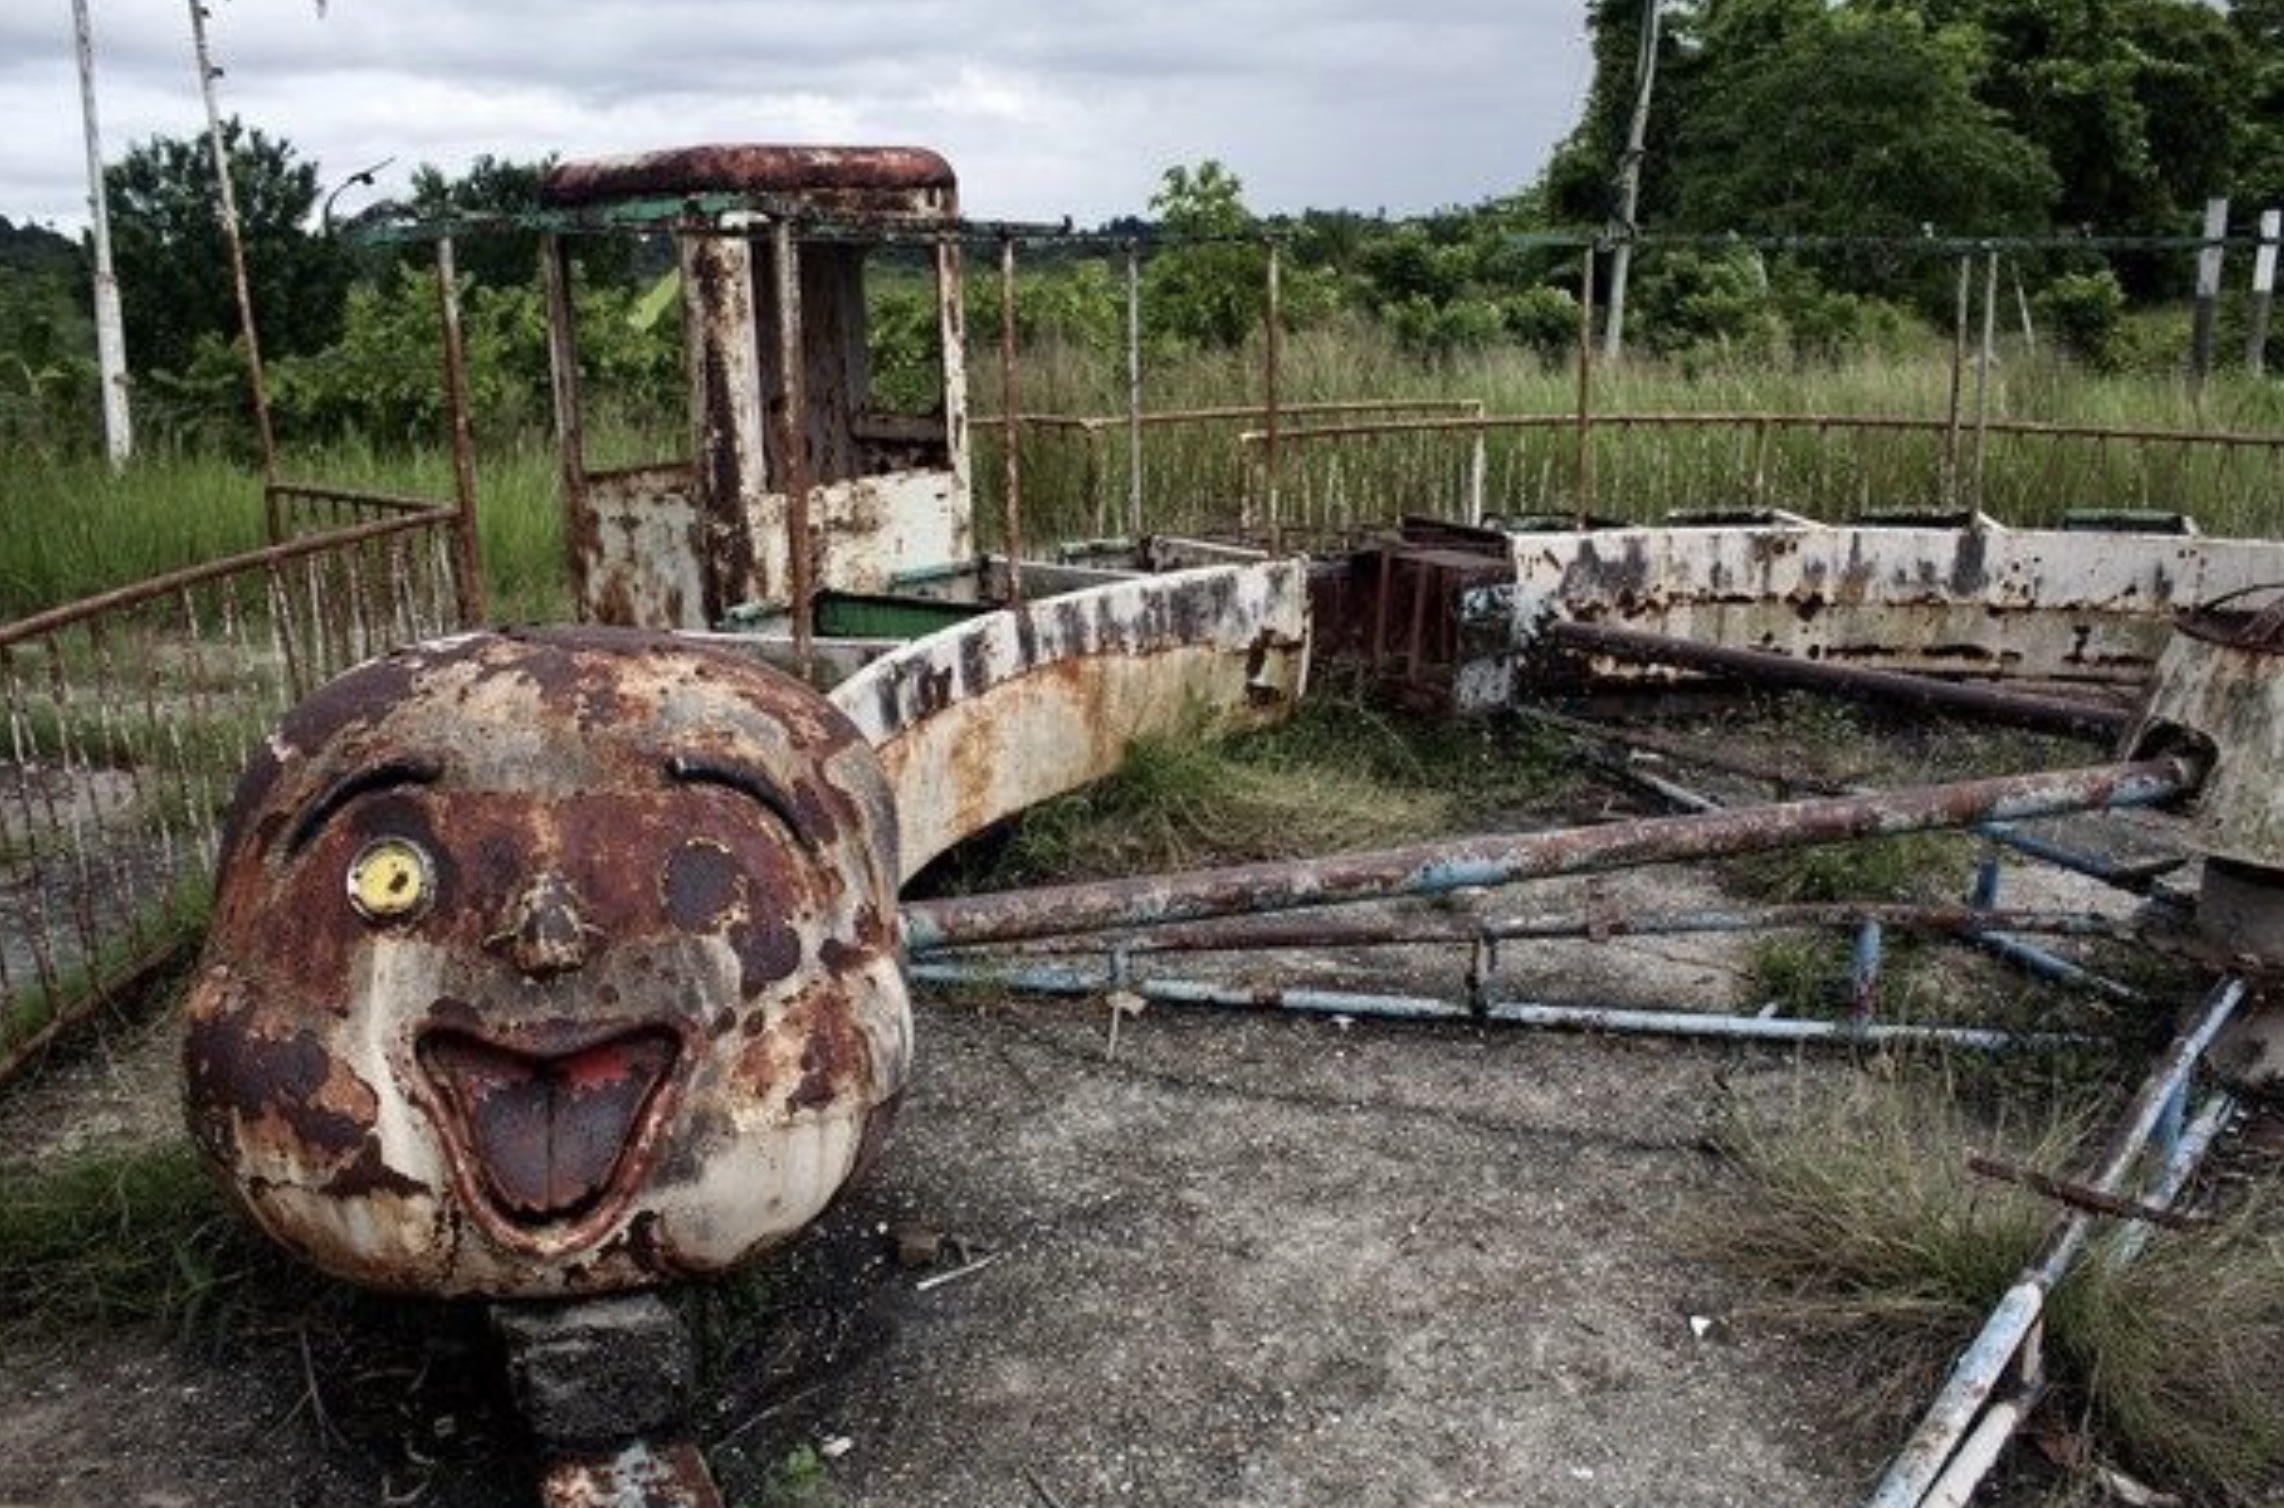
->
288, 758, 443, 854
666, 754, 815, 850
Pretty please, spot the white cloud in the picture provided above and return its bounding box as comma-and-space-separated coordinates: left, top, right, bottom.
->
8, 0, 1592, 232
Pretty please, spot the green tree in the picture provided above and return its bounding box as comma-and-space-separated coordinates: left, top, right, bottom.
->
402, 154, 554, 288
105, 119, 354, 375
1674, 7, 2058, 251
1142, 161, 1268, 348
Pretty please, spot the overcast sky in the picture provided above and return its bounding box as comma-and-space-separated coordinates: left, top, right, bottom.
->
6, 0, 1594, 234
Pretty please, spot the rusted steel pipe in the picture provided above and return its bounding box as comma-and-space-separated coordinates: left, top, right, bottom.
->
901, 756, 2196, 951
997, 235, 1024, 603
1546, 619, 2130, 740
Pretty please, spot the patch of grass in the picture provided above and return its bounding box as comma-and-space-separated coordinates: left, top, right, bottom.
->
1741, 933, 1859, 1017
923, 687, 1574, 892
0, 1139, 311, 1341
1699, 1077, 2284, 1504
1728, 830, 1976, 907
741, 1444, 845, 1508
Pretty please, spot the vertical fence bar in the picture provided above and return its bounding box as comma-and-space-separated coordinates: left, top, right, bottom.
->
541, 235, 591, 619
434, 237, 487, 627
1263, 239, 1283, 553
771, 221, 817, 666
1574, 248, 1598, 529
1942, 256, 1969, 513
1126, 240, 1144, 540
997, 235, 1025, 603
1972, 249, 1998, 516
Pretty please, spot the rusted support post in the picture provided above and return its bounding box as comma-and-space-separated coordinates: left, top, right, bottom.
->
1263, 238, 1283, 552
1126, 239, 1144, 539
1574, 247, 1598, 529
185, 0, 277, 494
902, 755, 2196, 950
772, 221, 815, 670
998, 235, 1025, 603
541, 235, 591, 616
1544, 619, 2130, 740
1942, 256, 1969, 514
433, 238, 487, 626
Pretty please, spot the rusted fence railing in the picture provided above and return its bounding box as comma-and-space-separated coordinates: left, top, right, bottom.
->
0, 503, 468, 1078
1229, 412, 2284, 537
970, 400, 1487, 547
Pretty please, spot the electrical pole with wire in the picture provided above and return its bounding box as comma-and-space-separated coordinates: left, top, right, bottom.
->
1600, 0, 1661, 362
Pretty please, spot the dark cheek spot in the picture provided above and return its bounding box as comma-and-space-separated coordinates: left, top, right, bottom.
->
730, 919, 803, 994
662, 842, 745, 932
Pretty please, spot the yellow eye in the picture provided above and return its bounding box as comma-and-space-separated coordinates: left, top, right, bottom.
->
347, 837, 435, 923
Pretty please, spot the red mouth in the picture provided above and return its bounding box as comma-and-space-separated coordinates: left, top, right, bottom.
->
417, 1025, 680, 1228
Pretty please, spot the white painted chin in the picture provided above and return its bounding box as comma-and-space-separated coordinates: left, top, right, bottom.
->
225, 936, 911, 1299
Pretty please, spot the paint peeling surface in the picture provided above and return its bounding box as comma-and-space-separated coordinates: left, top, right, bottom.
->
572, 467, 707, 629
832, 562, 1312, 881
2128, 591, 2284, 870
184, 628, 909, 1297
1503, 524, 2284, 684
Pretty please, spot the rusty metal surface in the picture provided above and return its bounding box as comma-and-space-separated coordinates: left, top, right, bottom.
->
901, 755, 2196, 950
1544, 618, 2130, 739
1498, 524, 2284, 692
540, 1440, 725, 1508
541, 145, 957, 218
185, 628, 908, 1297
833, 561, 1312, 881
570, 466, 708, 630
2128, 593, 2284, 872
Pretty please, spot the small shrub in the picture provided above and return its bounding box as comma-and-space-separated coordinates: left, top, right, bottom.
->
2035, 270, 2129, 372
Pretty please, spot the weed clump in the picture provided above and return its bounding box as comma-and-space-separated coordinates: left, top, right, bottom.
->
1700, 1078, 2284, 1504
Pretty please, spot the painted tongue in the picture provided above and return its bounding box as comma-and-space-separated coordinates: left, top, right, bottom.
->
422, 1030, 676, 1221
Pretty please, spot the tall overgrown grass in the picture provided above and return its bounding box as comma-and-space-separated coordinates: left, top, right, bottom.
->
6, 335, 2279, 626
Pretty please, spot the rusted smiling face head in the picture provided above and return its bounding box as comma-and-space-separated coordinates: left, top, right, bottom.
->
185, 628, 908, 1298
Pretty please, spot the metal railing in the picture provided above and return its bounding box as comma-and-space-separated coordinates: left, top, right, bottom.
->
972, 400, 1488, 545
1236, 412, 2284, 536
0, 502, 470, 1077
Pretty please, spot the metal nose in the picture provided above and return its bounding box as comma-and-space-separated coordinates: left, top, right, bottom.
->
497, 873, 591, 979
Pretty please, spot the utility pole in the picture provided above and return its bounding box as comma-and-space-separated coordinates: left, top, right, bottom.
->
1601, 0, 1661, 362
186, 0, 278, 484
71, 0, 132, 470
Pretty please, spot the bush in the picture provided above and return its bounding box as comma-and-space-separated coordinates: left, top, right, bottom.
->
2034, 269, 2129, 371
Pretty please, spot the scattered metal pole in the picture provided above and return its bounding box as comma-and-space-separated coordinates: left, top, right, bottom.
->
909, 962, 2084, 1053
2248, 208, 2278, 378
901, 755, 2197, 951
1941, 256, 1969, 513
771, 221, 815, 670
1863, 975, 2247, 1508
185, 0, 277, 489
1574, 247, 1598, 528
1125, 239, 1144, 538
432, 237, 487, 625
2189, 197, 2228, 392
72, 0, 132, 471
1601, 0, 1662, 362
998, 234, 1025, 602
1543, 618, 2131, 740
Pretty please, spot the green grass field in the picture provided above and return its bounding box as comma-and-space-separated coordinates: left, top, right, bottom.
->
6, 337, 2280, 626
